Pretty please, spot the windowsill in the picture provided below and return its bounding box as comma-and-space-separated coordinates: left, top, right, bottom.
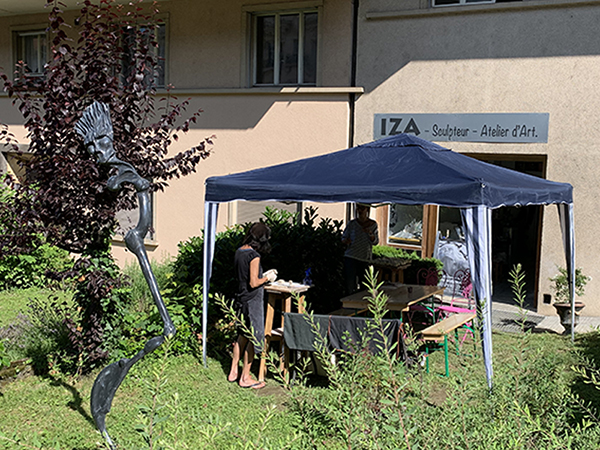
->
0, 87, 364, 98
112, 235, 159, 250
153, 86, 364, 95
366, 0, 600, 20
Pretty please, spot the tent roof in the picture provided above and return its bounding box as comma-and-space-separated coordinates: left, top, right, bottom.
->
205, 134, 573, 208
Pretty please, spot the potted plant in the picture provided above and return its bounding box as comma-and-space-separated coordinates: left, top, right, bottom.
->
549, 267, 590, 334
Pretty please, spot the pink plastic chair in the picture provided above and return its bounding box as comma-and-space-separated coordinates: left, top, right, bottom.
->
407, 267, 443, 327
437, 269, 475, 343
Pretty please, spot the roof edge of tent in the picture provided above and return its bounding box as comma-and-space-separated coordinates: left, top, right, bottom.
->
204, 195, 574, 209
204, 133, 574, 206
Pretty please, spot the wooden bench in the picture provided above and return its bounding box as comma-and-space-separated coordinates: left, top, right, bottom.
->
420, 312, 476, 377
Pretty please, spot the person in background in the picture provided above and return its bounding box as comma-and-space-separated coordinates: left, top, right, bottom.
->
228, 222, 277, 389
342, 204, 379, 295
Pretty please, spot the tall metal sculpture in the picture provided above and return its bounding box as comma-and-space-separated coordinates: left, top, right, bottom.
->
75, 102, 176, 448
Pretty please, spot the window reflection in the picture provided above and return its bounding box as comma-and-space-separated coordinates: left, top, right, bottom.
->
388, 205, 423, 245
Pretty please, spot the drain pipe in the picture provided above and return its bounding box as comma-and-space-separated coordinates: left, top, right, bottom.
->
346, 0, 360, 224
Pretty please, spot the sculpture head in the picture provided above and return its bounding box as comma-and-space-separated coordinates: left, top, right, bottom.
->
75, 101, 116, 164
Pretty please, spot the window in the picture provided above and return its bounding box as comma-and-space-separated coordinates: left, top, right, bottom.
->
437, 207, 464, 241
122, 23, 166, 88
15, 30, 47, 77
253, 11, 318, 86
388, 205, 423, 246
433, 0, 521, 6
234, 201, 301, 224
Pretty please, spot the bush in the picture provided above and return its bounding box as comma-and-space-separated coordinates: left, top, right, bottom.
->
122, 257, 174, 315
64, 251, 132, 373
2, 296, 78, 375
168, 206, 346, 359
0, 242, 74, 291
372, 244, 443, 283
118, 258, 202, 357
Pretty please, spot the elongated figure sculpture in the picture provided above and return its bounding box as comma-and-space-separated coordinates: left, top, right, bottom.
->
75, 102, 176, 448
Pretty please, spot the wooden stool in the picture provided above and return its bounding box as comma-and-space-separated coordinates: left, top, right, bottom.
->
259, 282, 310, 382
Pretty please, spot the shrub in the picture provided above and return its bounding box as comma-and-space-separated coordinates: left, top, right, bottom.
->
122, 257, 174, 315
372, 244, 443, 283
168, 206, 346, 358
63, 251, 132, 373
0, 242, 74, 291
118, 258, 201, 357
2, 296, 78, 375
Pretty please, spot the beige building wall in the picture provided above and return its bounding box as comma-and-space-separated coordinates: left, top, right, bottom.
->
0, 0, 355, 266
355, 0, 600, 315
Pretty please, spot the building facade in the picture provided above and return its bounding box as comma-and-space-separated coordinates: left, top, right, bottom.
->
0, 0, 597, 316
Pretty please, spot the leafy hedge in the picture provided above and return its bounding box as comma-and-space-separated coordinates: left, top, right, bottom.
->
372, 245, 442, 284
169, 206, 346, 323
0, 243, 74, 291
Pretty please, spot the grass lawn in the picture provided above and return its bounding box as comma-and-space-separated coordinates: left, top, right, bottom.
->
0, 351, 300, 449
1, 287, 600, 449
0, 288, 74, 328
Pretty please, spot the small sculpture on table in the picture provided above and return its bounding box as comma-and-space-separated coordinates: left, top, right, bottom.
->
75, 101, 176, 449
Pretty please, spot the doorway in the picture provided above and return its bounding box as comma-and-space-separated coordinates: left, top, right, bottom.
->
469, 156, 546, 309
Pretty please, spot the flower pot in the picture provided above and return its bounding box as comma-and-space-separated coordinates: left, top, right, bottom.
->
552, 302, 585, 335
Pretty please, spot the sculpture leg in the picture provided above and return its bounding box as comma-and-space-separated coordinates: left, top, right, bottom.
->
91, 336, 165, 448
92, 231, 175, 447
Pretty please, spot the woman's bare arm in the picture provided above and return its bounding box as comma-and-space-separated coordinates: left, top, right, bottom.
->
249, 257, 269, 288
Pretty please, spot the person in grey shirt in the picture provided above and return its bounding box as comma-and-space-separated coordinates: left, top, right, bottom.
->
342, 204, 379, 295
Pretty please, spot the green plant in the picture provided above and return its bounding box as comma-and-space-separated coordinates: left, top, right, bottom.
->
0, 341, 10, 369
549, 267, 590, 303
0, 242, 74, 291
64, 250, 132, 374
509, 263, 528, 333
123, 257, 173, 314
135, 336, 174, 449
372, 244, 443, 284
9, 295, 78, 375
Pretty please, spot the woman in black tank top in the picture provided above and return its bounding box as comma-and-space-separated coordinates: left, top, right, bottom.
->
228, 222, 276, 389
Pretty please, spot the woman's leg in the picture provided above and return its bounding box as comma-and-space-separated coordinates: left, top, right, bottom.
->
228, 335, 247, 382
238, 343, 265, 388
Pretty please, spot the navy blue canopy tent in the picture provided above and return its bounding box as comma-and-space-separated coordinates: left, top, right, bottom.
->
203, 134, 576, 387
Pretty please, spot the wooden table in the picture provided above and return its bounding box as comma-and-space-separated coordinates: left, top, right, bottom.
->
341, 283, 444, 315
371, 259, 412, 284
259, 281, 310, 381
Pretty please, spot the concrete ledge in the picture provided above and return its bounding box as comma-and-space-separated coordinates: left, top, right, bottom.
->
367, 0, 600, 20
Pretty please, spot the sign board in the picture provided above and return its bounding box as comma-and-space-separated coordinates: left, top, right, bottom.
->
374, 113, 549, 143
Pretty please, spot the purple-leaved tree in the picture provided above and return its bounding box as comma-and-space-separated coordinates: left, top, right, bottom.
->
0, 0, 213, 373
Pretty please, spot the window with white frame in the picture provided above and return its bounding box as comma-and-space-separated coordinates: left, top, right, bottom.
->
15, 30, 47, 77
433, 0, 521, 6
122, 23, 167, 88
388, 204, 423, 246
253, 11, 318, 86
234, 201, 301, 224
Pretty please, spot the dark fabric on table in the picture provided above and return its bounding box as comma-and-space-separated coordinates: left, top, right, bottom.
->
283, 313, 406, 360
283, 313, 329, 352
328, 316, 400, 356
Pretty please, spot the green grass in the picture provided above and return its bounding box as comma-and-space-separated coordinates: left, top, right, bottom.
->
0, 288, 73, 328
0, 351, 300, 449
1, 286, 600, 449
